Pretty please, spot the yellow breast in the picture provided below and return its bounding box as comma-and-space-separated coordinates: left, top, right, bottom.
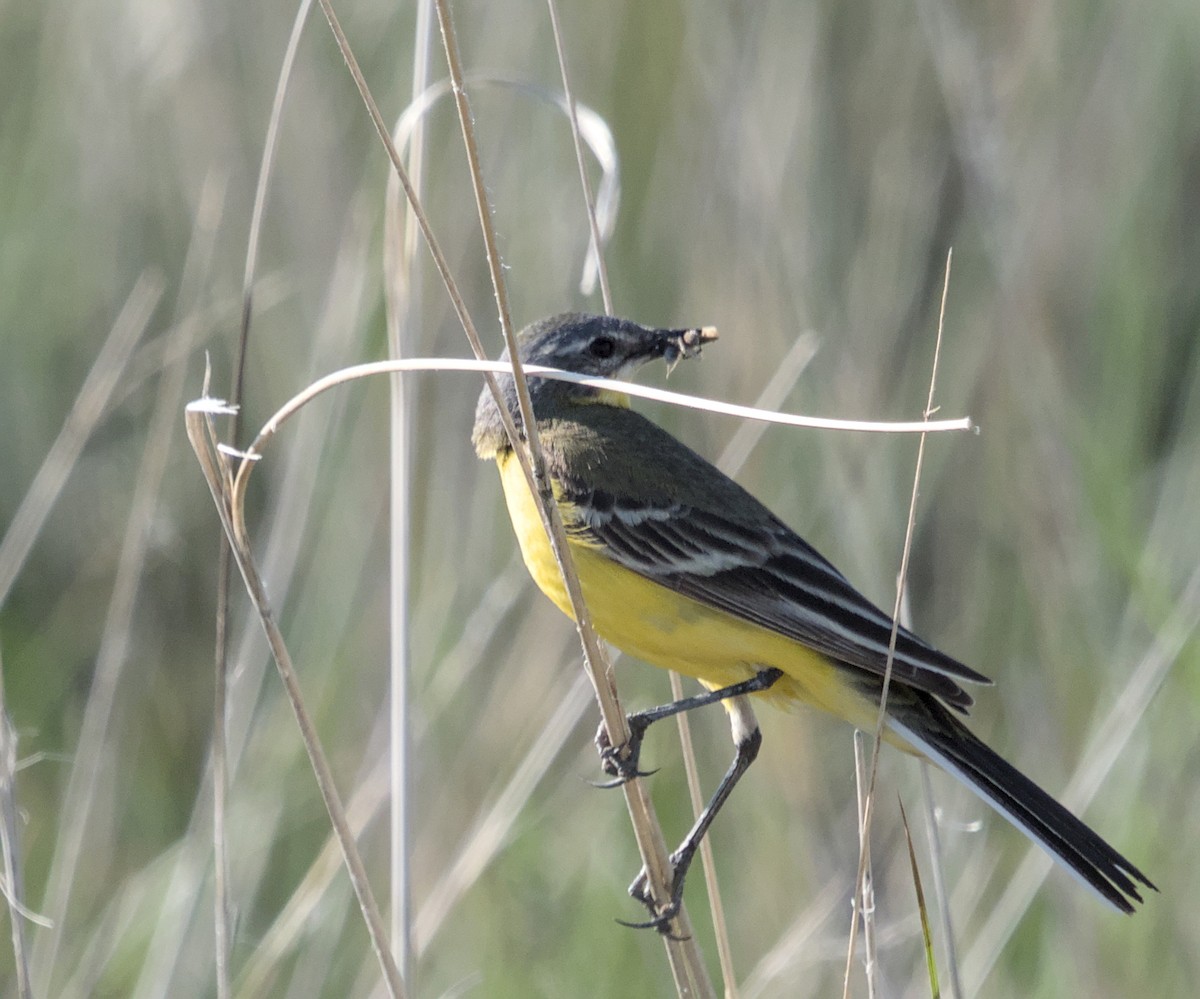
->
495, 451, 877, 728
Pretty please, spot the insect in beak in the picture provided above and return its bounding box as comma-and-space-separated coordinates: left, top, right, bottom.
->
663, 325, 719, 375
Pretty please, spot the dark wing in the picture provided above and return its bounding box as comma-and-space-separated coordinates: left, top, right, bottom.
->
550, 410, 989, 712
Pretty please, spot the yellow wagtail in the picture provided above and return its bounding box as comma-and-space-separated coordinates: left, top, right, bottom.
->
472, 312, 1153, 926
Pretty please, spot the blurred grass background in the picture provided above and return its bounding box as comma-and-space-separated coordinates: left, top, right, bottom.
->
1, 0, 1197, 995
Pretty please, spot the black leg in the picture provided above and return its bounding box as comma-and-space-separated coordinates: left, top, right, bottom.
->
594, 667, 783, 785
590, 667, 784, 933
623, 717, 764, 932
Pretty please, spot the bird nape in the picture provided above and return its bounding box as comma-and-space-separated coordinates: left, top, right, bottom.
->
472, 312, 1155, 930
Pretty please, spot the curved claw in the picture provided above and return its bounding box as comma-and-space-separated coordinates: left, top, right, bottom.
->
595, 719, 651, 782
586, 765, 659, 790
598, 744, 643, 781
614, 910, 689, 939
622, 858, 690, 935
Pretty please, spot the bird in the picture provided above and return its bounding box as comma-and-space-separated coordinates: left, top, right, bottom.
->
471, 311, 1154, 928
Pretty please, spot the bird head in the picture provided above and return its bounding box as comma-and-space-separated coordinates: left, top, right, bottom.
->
472, 313, 717, 456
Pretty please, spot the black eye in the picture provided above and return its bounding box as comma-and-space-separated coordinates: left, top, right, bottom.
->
588, 336, 616, 359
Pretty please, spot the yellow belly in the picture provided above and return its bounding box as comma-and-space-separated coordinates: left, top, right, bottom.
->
497, 452, 879, 729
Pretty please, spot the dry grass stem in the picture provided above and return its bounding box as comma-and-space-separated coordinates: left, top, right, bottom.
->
843, 249, 954, 999
0, 272, 163, 610
185, 404, 406, 999
238, 358, 972, 465
897, 797, 940, 998
213, 8, 317, 994
546, 0, 614, 314
853, 732, 879, 998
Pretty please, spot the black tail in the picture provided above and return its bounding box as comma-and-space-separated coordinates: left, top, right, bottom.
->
888, 695, 1155, 913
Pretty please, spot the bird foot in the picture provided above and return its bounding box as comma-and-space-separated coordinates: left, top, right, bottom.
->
616, 852, 691, 935
593, 718, 655, 785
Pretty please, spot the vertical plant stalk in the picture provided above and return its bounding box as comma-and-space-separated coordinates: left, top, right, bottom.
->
920, 764, 961, 996
543, 7, 725, 972
217, 5, 317, 995
546, 0, 614, 316
322, 0, 680, 985
185, 402, 407, 999
853, 732, 878, 999
316, 0, 717, 986
429, 1, 711, 991
382, 0, 436, 982
897, 796, 940, 997
547, 9, 733, 983
842, 249, 953, 999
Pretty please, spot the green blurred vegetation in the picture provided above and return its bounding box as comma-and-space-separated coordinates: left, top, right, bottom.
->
0, 0, 1197, 995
